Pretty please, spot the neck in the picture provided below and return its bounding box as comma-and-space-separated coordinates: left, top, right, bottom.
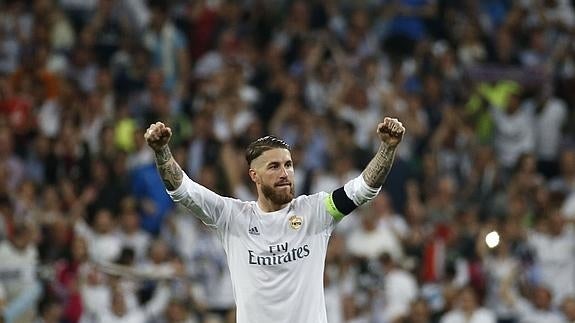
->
257, 197, 289, 213
463, 308, 476, 317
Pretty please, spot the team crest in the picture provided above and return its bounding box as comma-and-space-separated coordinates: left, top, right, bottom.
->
289, 215, 303, 230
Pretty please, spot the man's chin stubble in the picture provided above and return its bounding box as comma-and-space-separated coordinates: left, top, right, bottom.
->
262, 184, 294, 205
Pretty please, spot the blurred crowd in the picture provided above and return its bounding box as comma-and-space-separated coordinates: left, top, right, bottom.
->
1, 0, 575, 322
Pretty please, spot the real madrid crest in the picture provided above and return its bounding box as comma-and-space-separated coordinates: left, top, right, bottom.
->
289, 215, 303, 230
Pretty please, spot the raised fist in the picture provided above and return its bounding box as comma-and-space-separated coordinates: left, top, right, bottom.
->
144, 122, 172, 151
377, 117, 405, 147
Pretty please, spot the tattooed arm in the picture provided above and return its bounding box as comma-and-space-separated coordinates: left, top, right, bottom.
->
144, 122, 183, 190
154, 145, 183, 191
362, 142, 398, 188
323, 118, 405, 222
144, 122, 230, 227
362, 117, 405, 188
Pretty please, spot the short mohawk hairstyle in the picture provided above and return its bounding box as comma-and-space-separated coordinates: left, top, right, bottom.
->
245, 136, 290, 166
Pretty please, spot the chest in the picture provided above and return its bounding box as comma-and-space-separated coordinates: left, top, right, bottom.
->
238, 211, 309, 248
532, 235, 574, 261
225, 207, 324, 265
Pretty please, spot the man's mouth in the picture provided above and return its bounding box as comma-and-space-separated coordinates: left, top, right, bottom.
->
275, 182, 291, 187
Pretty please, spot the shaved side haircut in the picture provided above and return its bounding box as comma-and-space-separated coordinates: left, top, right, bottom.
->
245, 136, 290, 166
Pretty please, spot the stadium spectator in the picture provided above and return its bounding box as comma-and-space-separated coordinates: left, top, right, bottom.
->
439, 286, 496, 323
527, 208, 575, 304
0, 223, 42, 323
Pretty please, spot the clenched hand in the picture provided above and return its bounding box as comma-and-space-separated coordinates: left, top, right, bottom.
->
145, 122, 172, 151
377, 117, 405, 147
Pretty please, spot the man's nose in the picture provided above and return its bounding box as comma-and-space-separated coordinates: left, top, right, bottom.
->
279, 166, 289, 177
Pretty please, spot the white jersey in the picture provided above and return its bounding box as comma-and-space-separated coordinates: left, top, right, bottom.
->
168, 174, 338, 323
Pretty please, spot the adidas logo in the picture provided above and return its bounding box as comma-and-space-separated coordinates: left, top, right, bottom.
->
248, 227, 260, 235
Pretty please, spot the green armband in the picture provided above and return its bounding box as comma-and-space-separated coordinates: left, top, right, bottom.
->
324, 194, 345, 221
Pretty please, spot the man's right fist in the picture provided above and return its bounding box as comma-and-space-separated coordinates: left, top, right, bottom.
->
144, 122, 172, 151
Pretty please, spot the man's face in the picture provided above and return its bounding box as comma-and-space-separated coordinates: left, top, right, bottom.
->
250, 148, 295, 205
460, 288, 477, 312
150, 9, 167, 30
563, 298, 575, 320
410, 300, 430, 322
534, 287, 551, 309
506, 93, 521, 114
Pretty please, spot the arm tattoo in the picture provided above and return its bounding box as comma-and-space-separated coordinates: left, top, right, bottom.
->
155, 145, 172, 165
362, 143, 397, 188
154, 145, 183, 190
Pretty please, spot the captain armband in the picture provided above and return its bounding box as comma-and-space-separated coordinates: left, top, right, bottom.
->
324, 187, 357, 221
324, 174, 381, 221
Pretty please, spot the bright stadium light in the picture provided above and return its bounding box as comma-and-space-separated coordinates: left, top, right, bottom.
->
485, 231, 500, 249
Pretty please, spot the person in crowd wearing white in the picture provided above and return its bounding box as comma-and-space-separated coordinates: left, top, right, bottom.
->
0, 223, 42, 323
157, 298, 198, 323
372, 253, 418, 322
115, 197, 151, 263
502, 284, 564, 323
398, 298, 433, 323
490, 88, 535, 173
525, 84, 568, 177
93, 276, 170, 323
144, 117, 405, 323
74, 208, 122, 263
528, 208, 575, 304
440, 286, 496, 323
346, 207, 403, 262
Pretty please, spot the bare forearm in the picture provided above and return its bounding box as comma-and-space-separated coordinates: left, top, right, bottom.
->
97, 261, 173, 280
362, 143, 397, 188
154, 145, 183, 190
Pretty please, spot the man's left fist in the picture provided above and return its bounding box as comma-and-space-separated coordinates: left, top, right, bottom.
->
377, 117, 405, 147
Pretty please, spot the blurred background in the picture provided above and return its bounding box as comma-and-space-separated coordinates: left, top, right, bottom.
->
0, 0, 575, 322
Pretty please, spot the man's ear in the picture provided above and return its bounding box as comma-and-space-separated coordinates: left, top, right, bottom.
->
249, 168, 258, 184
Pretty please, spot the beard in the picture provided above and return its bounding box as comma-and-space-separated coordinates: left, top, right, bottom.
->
261, 182, 295, 205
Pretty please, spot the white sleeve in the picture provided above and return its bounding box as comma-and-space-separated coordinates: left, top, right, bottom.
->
343, 174, 381, 206
143, 284, 170, 318
167, 173, 232, 228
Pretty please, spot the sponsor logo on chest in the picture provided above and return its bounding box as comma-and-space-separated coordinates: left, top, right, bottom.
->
246, 214, 310, 266
248, 241, 310, 266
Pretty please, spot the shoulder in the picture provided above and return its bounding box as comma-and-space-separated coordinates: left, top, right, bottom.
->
293, 192, 330, 206
550, 98, 568, 110
475, 308, 496, 319
290, 193, 330, 218
440, 311, 460, 323
219, 198, 259, 222
223, 196, 255, 210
